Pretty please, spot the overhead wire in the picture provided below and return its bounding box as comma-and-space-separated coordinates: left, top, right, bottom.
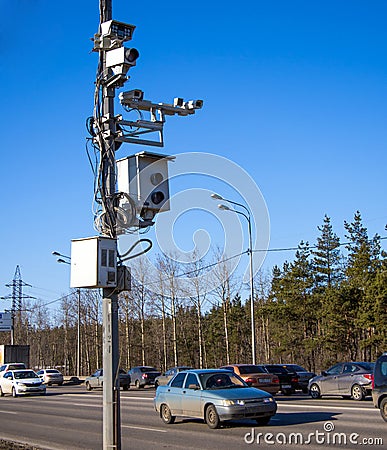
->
129, 234, 387, 292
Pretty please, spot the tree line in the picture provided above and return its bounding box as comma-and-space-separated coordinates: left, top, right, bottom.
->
2, 211, 386, 375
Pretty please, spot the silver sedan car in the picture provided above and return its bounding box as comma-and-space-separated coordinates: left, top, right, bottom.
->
154, 369, 277, 428
85, 368, 130, 391
37, 369, 64, 386
308, 362, 374, 400
155, 366, 193, 388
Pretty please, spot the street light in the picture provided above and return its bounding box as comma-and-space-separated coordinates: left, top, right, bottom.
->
53, 251, 81, 378
211, 193, 256, 365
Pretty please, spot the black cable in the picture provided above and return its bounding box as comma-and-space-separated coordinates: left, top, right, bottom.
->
119, 239, 153, 262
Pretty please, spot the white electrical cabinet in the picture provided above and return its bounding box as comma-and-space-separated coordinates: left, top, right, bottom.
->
70, 237, 117, 289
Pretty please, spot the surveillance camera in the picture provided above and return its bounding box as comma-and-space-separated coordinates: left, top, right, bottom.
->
173, 97, 184, 107
100, 20, 136, 41
120, 89, 144, 101
106, 47, 139, 68
105, 47, 139, 76
184, 99, 204, 110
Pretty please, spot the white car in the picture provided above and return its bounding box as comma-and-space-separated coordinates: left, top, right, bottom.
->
0, 362, 27, 377
37, 369, 64, 386
0, 369, 46, 397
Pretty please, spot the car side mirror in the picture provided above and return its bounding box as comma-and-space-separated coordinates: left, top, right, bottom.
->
188, 384, 200, 390
246, 381, 253, 387
321, 371, 327, 376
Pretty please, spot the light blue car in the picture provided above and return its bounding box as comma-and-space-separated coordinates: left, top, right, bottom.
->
154, 369, 277, 429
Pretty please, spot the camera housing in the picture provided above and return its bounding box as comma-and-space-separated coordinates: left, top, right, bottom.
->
100, 20, 136, 41
105, 47, 140, 75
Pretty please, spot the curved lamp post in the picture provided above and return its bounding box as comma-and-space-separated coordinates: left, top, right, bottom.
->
211, 194, 256, 365
52, 251, 81, 377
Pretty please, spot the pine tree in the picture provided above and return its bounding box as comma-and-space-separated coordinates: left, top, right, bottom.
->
313, 215, 341, 288
343, 211, 382, 360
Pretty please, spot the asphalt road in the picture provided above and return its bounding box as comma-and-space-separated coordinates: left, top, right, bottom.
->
0, 385, 385, 450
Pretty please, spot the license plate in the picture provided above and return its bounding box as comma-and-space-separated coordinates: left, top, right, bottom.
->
282, 384, 291, 389
259, 379, 270, 383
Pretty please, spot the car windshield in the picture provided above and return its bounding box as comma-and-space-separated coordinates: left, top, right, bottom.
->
14, 371, 37, 379
46, 370, 60, 374
8, 364, 26, 370
238, 365, 266, 374
286, 365, 306, 372
200, 372, 247, 390
266, 366, 288, 374
140, 367, 157, 372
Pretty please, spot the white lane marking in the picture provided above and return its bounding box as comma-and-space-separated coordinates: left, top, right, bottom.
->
279, 403, 376, 412
0, 410, 17, 414
122, 425, 167, 433
63, 394, 153, 401
71, 403, 102, 407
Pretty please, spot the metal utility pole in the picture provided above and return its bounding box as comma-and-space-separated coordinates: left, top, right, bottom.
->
99, 1, 121, 448
77, 288, 81, 378
53, 252, 81, 377
88, 2, 201, 448
212, 194, 256, 365
2, 266, 35, 345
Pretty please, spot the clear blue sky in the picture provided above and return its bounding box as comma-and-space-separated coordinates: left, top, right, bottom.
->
1, 1, 386, 311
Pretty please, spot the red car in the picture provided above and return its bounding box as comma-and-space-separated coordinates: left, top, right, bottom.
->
220, 364, 280, 395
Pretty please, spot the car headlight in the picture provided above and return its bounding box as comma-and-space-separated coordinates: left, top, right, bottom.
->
263, 397, 274, 403
222, 399, 245, 406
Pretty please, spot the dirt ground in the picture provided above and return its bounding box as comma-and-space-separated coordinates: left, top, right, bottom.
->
0, 440, 41, 450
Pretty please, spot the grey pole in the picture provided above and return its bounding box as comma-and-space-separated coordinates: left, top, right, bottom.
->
99, 1, 121, 449
247, 215, 256, 365
215, 196, 256, 365
77, 288, 81, 378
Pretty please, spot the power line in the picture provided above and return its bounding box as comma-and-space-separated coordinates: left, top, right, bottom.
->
253, 235, 387, 253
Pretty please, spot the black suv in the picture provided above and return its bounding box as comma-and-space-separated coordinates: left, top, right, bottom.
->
128, 366, 161, 388
263, 364, 299, 395
281, 364, 316, 393
373, 352, 387, 422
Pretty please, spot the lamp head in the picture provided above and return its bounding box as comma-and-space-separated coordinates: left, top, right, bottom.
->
211, 193, 223, 200
57, 258, 70, 265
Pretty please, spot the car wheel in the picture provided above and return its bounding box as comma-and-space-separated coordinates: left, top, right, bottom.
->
255, 416, 271, 426
302, 388, 308, 394
135, 380, 141, 389
205, 404, 220, 429
351, 384, 364, 401
123, 384, 129, 391
58, 382, 63, 386
310, 383, 321, 399
155, 381, 159, 388
380, 397, 387, 422
12, 387, 18, 398
160, 404, 175, 424
0, 386, 3, 397
86, 382, 92, 391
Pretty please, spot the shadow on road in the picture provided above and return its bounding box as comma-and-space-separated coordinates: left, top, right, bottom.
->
174, 411, 341, 429
275, 394, 373, 402
268, 411, 341, 426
